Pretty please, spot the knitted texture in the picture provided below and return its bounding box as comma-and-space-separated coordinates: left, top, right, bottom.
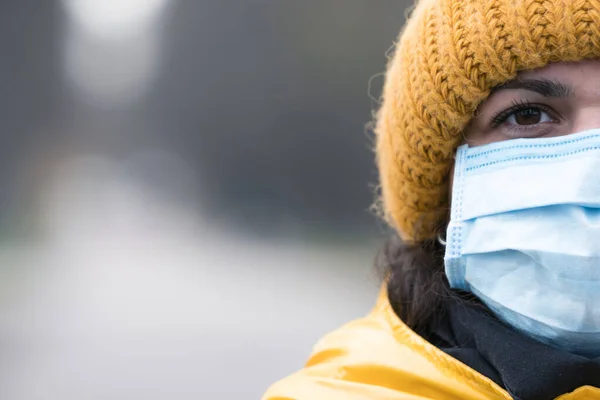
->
376, 0, 600, 242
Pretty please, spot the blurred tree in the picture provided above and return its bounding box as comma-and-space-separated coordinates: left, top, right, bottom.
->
151, 1, 409, 237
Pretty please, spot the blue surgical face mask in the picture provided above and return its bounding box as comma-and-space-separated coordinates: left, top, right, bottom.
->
445, 129, 600, 358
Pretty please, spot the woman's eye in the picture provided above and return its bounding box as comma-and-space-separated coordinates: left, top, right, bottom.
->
489, 103, 559, 136
506, 108, 553, 125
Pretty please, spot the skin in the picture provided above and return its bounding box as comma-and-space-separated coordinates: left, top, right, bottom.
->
449, 59, 600, 197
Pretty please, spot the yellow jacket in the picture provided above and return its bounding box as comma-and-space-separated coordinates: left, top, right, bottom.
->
262, 288, 600, 400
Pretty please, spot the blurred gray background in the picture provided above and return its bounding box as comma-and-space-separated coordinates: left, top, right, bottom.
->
0, 1, 409, 399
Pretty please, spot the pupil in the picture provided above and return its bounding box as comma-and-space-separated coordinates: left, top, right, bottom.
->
515, 108, 541, 125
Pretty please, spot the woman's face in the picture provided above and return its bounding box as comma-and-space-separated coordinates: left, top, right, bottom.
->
464, 59, 600, 145
449, 59, 600, 199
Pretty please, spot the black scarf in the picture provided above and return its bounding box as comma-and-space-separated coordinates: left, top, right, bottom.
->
426, 293, 600, 400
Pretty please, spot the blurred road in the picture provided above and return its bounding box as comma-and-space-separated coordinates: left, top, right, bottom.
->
0, 161, 380, 400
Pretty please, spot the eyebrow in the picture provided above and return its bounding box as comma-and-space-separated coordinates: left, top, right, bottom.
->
492, 78, 574, 98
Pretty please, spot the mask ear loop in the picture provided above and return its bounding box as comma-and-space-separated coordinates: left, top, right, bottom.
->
438, 150, 458, 247
437, 233, 447, 246
433, 149, 458, 249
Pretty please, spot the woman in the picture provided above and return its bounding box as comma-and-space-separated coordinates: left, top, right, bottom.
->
263, 1, 600, 399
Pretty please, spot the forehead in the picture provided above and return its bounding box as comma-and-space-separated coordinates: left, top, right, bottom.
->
516, 59, 600, 94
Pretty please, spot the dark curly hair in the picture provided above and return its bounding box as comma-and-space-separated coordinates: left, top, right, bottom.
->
377, 232, 456, 337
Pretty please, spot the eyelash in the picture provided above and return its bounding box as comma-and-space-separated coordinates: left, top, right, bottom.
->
490, 100, 556, 128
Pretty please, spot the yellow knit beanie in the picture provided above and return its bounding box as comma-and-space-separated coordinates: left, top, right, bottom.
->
376, 0, 600, 242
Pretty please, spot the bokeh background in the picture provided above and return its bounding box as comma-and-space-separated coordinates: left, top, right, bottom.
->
0, 1, 410, 399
